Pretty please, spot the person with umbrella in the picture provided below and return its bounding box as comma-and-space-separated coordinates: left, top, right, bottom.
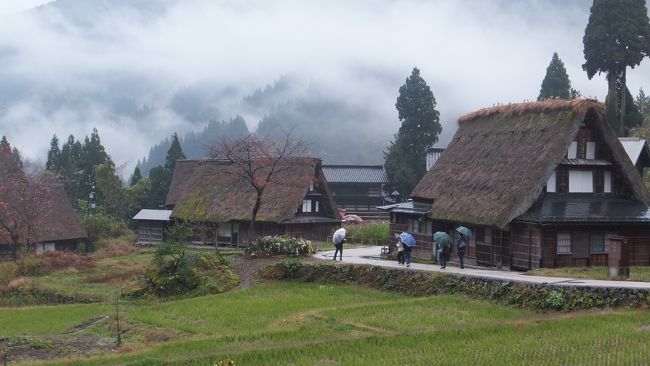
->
455, 226, 472, 269
332, 228, 346, 261
433, 231, 452, 269
399, 232, 416, 267
395, 234, 405, 265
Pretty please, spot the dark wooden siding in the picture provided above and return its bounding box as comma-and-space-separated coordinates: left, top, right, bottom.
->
541, 225, 650, 268
510, 224, 541, 270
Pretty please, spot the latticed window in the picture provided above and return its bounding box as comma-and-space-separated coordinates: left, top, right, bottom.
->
557, 232, 571, 254
589, 232, 607, 253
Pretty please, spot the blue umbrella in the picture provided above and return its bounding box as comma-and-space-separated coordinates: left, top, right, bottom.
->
456, 226, 472, 238
399, 232, 416, 247
433, 231, 452, 247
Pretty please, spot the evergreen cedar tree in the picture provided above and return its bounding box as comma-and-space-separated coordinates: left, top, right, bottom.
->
538, 52, 572, 100
149, 132, 186, 208
384, 67, 441, 198
583, 0, 650, 136
130, 165, 142, 187
46, 129, 109, 204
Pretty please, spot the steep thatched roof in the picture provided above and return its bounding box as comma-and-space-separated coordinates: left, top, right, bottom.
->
411, 99, 650, 229
32, 184, 88, 242
167, 158, 340, 223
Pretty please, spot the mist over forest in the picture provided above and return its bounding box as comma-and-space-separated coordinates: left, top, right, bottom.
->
1, 0, 649, 177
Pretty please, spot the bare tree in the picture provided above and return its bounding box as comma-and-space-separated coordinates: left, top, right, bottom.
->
0, 142, 53, 259
209, 132, 309, 238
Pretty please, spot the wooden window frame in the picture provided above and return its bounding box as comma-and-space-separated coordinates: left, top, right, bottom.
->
589, 232, 608, 253
557, 232, 571, 254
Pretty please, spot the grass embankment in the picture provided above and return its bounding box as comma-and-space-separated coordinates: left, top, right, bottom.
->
527, 266, 650, 282
24, 247, 238, 301
3, 244, 650, 365
1, 283, 645, 365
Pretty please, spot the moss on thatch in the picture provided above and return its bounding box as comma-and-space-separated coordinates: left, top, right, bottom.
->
412, 99, 650, 229
167, 158, 337, 224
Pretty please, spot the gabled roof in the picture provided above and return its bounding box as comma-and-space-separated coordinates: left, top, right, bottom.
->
167, 158, 340, 223
411, 99, 650, 229
32, 184, 88, 242
322, 165, 389, 184
619, 137, 649, 165
133, 209, 173, 221
1, 148, 87, 244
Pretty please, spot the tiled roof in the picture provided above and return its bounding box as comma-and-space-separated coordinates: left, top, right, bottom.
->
516, 194, 650, 223
322, 165, 388, 184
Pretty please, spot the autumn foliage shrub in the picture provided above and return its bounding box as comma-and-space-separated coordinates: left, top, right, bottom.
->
40, 251, 95, 272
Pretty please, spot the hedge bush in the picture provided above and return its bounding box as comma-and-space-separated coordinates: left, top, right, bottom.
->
262, 262, 650, 312
139, 242, 239, 298
247, 235, 314, 257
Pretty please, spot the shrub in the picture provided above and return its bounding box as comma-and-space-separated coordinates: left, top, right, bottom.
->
81, 213, 134, 247
282, 258, 302, 277
343, 222, 390, 244
41, 251, 95, 272
0, 261, 18, 289
248, 235, 314, 257
140, 242, 239, 298
14, 256, 45, 276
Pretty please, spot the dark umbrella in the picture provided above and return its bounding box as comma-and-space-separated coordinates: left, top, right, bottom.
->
456, 226, 473, 238
433, 231, 452, 247
399, 232, 416, 247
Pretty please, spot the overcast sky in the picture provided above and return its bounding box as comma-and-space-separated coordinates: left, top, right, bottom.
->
0, 0, 52, 15
1, 0, 649, 175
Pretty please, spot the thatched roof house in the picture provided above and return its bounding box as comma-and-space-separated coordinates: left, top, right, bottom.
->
166, 157, 340, 244
385, 99, 650, 270
412, 99, 649, 229
1, 140, 87, 257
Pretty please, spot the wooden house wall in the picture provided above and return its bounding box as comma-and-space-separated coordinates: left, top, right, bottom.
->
136, 221, 165, 244
330, 183, 384, 211
475, 228, 511, 268
541, 225, 650, 268
621, 228, 650, 266
510, 224, 541, 270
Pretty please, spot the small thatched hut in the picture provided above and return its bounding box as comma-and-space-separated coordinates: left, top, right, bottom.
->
382, 99, 650, 269
0, 183, 88, 256
166, 157, 341, 245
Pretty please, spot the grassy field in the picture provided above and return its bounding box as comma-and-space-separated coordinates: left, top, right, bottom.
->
3, 247, 650, 365
0, 282, 648, 365
526, 266, 650, 282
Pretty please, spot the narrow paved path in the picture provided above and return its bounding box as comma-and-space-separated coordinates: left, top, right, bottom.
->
315, 246, 650, 290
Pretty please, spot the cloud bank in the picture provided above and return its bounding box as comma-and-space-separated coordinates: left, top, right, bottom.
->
0, 0, 648, 175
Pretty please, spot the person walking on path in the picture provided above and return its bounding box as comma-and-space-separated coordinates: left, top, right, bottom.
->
403, 241, 413, 267
332, 228, 346, 261
396, 240, 405, 265
439, 242, 450, 269
457, 233, 468, 269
